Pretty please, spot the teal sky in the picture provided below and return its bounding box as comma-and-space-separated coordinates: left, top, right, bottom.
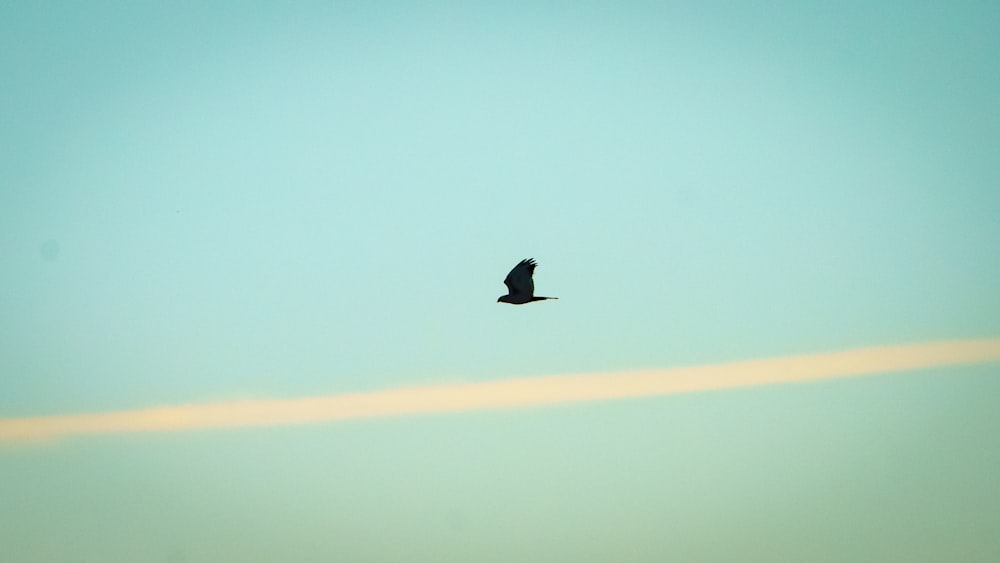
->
2, 2, 999, 561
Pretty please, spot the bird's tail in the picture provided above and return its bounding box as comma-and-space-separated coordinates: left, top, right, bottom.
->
531, 296, 558, 302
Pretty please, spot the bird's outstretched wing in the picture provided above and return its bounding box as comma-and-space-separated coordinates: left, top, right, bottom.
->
503, 258, 537, 298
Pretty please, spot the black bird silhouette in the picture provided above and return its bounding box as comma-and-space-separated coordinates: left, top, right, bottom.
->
497, 258, 558, 305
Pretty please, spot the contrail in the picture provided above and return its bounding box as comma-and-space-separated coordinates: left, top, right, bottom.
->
2, 339, 999, 442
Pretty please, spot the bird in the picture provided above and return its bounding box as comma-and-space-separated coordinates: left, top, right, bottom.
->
497, 258, 558, 305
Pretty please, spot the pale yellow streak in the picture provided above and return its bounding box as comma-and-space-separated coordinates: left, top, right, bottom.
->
2, 339, 999, 442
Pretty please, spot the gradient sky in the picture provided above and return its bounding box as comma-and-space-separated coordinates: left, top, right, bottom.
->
2, 2, 999, 561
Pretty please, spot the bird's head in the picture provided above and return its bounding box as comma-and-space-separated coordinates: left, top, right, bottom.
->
497, 295, 509, 304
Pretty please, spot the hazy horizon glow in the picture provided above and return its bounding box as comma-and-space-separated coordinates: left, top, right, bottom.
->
4, 338, 997, 442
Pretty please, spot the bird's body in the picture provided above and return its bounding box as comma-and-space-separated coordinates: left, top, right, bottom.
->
497, 258, 558, 305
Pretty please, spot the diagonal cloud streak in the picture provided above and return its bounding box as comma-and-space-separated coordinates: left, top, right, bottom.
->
3, 339, 999, 442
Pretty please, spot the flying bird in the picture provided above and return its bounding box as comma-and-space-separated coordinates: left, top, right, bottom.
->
497, 258, 558, 305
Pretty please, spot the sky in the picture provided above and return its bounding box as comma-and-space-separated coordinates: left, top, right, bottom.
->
1, 1, 999, 561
